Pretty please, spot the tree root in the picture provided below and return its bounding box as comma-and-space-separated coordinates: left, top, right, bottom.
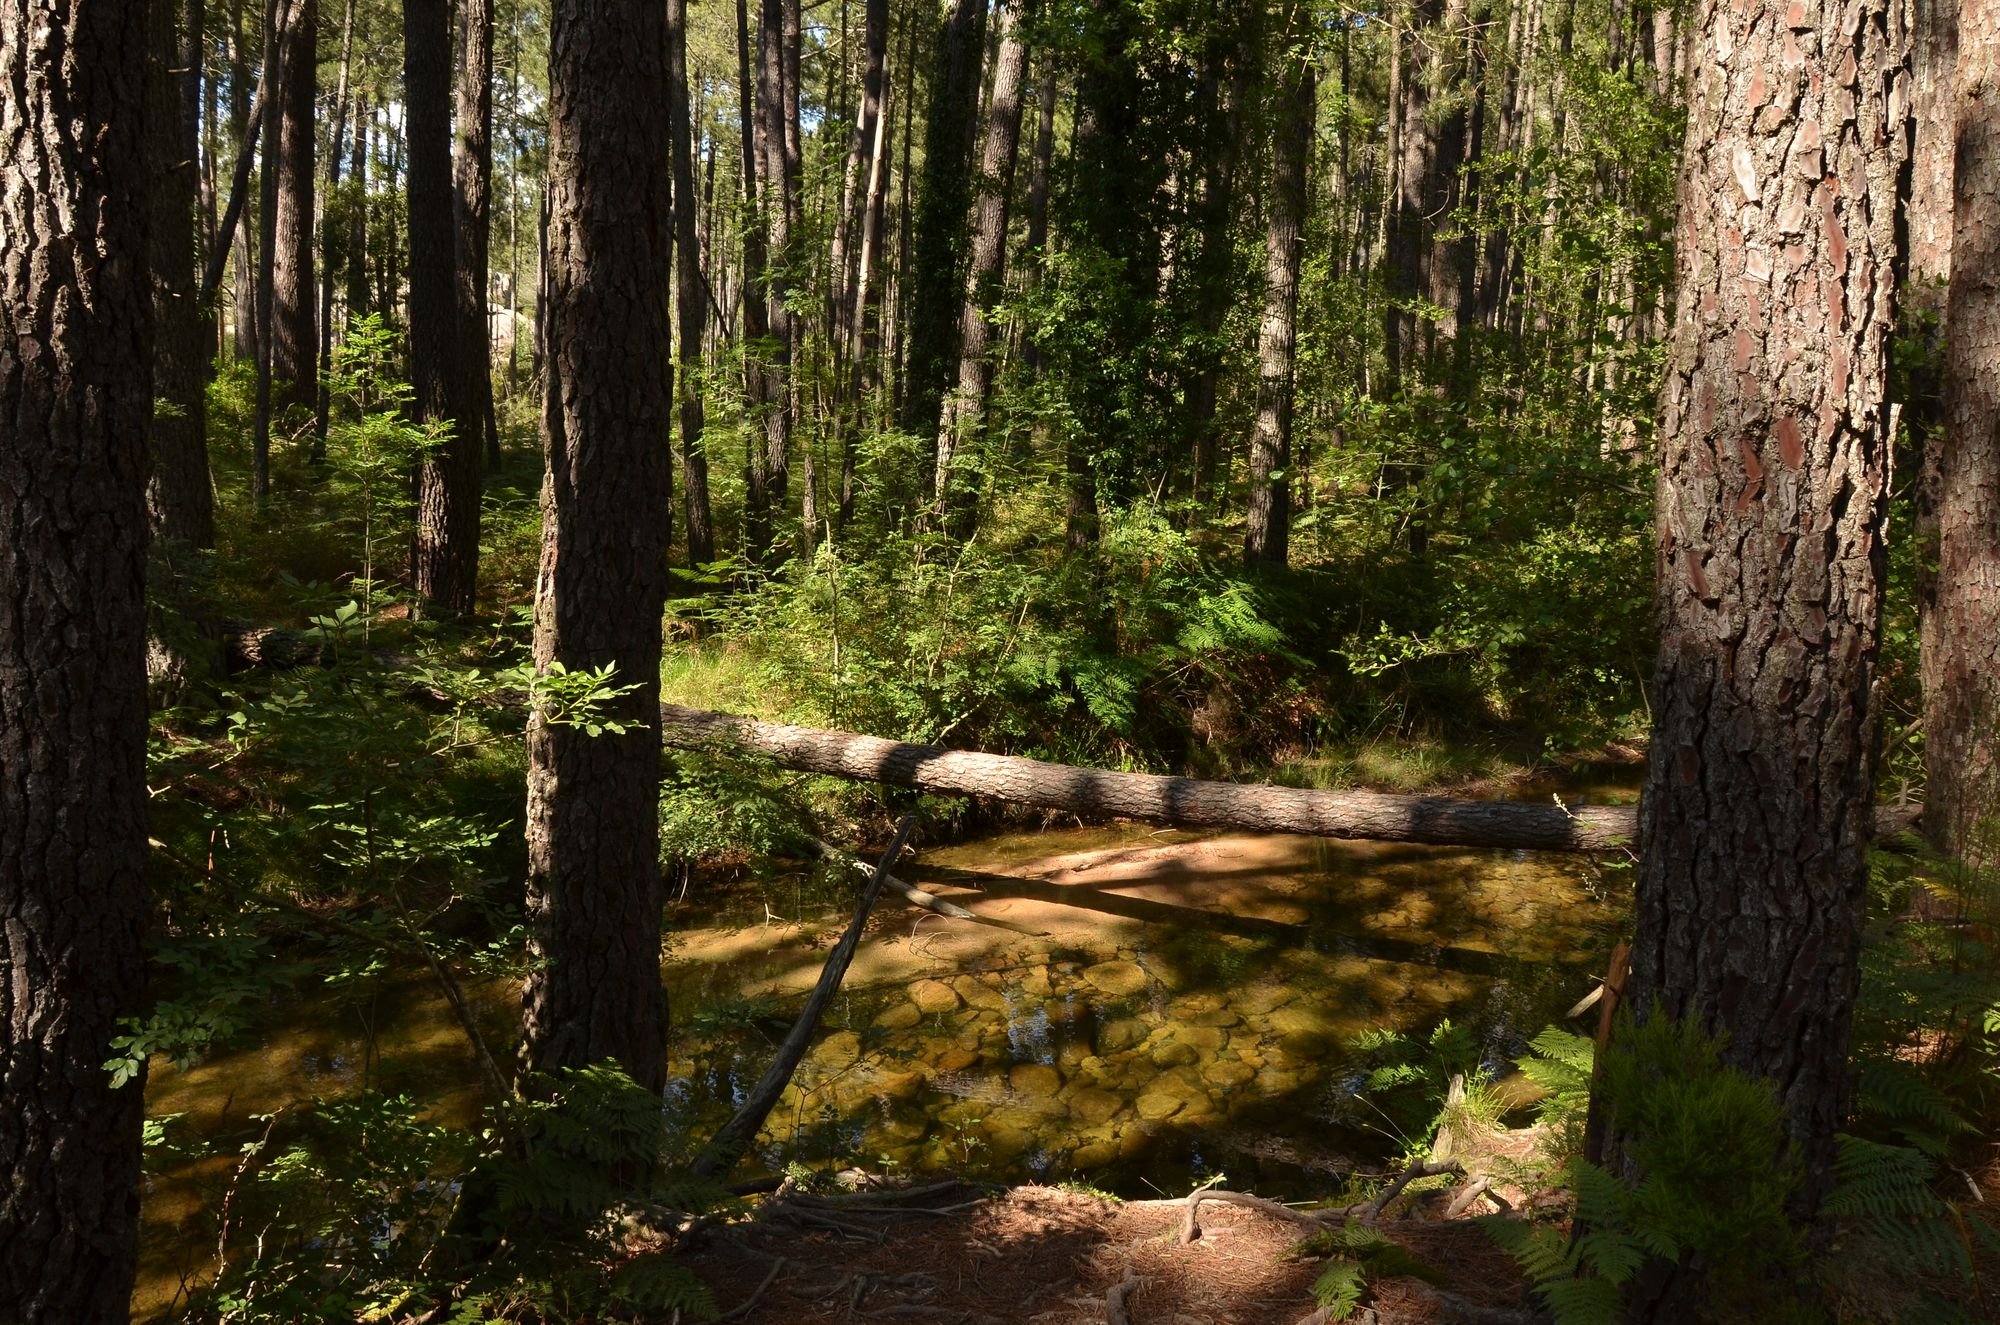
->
1179, 1188, 1328, 1243
1350, 1158, 1465, 1221
1105, 1267, 1145, 1325
715, 1255, 786, 1322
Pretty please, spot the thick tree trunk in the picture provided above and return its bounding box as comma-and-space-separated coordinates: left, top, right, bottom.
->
1020, 66, 1058, 382
524, 0, 676, 1095
0, 2, 155, 1315
407, 0, 482, 619
1244, 19, 1312, 568
1924, 3, 2000, 863
151, 0, 217, 552
933, 0, 1028, 533
656, 705, 1919, 852
456, 0, 499, 471
270, 0, 315, 412
899, 0, 988, 445
1593, 0, 1908, 1299
669, 0, 716, 567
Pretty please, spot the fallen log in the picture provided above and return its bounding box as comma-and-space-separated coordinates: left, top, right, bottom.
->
660, 704, 1921, 853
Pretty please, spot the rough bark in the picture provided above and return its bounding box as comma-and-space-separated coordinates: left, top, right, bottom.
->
933, 0, 1028, 532
1244, 21, 1313, 568
252, 0, 283, 496
759, 0, 796, 522
523, 0, 676, 1095
1594, 0, 1909, 1299
0, 1, 156, 1314
1908, 0, 1959, 292
407, 0, 481, 619
736, 0, 774, 559
669, 0, 716, 567
270, 0, 315, 412
1184, 33, 1244, 509
838, 0, 891, 527
151, 0, 217, 552
899, 0, 988, 444
655, 705, 1896, 852
1924, 1, 2000, 863
456, 0, 499, 470
312, 0, 354, 447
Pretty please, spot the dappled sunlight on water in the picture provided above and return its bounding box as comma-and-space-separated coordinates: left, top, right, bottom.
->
136, 821, 1627, 1317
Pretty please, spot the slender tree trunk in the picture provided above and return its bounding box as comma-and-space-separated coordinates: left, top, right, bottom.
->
0, 2, 155, 1315
1020, 64, 1058, 384
407, 0, 481, 618
314, 0, 354, 448
838, 0, 891, 528
524, 0, 676, 1095
760, 0, 796, 527
1924, 2, 2000, 863
933, 0, 1028, 534
737, 0, 774, 559
346, 91, 369, 324
670, 0, 717, 567
252, 0, 283, 497
1590, 0, 1908, 1303
231, 0, 258, 359
270, 0, 316, 412
457, 0, 499, 471
1244, 14, 1312, 568
900, 0, 988, 446
890, 2, 921, 412
152, 0, 217, 553
1184, 29, 1244, 510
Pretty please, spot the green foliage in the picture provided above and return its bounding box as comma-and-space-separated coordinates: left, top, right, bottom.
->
1483, 1011, 1806, 1325
1347, 1019, 1496, 1153
1296, 1222, 1445, 1320
1514, 1026, 1596, 1161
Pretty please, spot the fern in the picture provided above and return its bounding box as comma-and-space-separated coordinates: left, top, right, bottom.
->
612, 1252, 720, 1317
1310, 1260, 1368, 1318
1824, 1134, 1970, 1279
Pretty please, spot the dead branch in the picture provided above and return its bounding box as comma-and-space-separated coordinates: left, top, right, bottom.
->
1179, 1188, 1329, 1244
1350, 1159, 1465, 1221
692, 817, 916, 1178
809, 836, 1048, 936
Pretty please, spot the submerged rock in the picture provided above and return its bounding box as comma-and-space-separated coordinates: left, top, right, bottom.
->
1082, 960, 1148, 996
911, 979, 963, 1014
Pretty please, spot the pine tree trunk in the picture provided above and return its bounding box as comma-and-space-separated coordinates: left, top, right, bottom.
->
736, 0, 774, 559
407, 0, 482, 618
1924, 3, 2000, 864
1020, 66, 1057, 382
759, 0, 796, 522
523, 0, 676, 1095
933, 0, 1028, 533
1184, 30, 1244, 510
346, 90, 369, 323
313, 0, 354, 448
838, 0, 892, 528
1592, 0, 1908, 1296
899, 0, 988, 446
0, 2, 155, 1314
151, 0, 217, 553
456, 0, 499, 471
230, 0, 258, 359
252, 0, 283, 498
670, 0, 717, 567
270, 0, 315, 412
1244, 14, 1312, 568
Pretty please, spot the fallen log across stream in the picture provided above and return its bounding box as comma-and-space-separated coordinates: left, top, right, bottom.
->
660, 704, 1922, 853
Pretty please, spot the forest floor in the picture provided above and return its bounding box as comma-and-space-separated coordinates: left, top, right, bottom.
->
680, 1183, 1530, 1324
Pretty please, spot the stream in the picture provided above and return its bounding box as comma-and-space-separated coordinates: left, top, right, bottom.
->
135, 813, 1630, 1316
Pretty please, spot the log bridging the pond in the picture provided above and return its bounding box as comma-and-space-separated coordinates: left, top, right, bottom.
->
659, 703, 1922, 853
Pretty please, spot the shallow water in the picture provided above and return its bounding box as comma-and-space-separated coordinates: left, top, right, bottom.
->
136, 819, 1628, 1316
